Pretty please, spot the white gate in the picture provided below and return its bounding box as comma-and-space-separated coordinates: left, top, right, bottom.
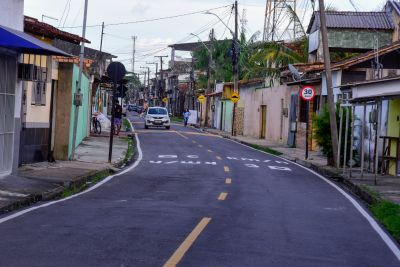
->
0, 54, 16, 175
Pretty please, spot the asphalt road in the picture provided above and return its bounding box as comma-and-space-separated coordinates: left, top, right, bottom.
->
0, 113, 399, 267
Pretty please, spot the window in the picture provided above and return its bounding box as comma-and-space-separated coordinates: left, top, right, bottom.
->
148, 108, 167, 115
31, 81, 46, 106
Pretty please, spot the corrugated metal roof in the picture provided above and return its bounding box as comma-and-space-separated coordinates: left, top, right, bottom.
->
307, 11, 394, 33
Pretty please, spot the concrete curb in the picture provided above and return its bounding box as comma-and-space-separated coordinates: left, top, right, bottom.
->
201, 128, 379, 206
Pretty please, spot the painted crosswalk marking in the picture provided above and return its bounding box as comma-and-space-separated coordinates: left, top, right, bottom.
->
245, 164, 260, 168
268, 166, 291, 171
158, 155, 178, 158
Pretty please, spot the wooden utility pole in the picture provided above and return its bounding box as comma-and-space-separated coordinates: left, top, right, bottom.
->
155, 55, 168, 104
319, 0, 339, 167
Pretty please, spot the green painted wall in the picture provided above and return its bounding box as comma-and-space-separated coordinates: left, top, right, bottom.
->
387, 99, 400, 176
221, 100, 233, 133
328, 30, 392, 50
68, 64, 90, 159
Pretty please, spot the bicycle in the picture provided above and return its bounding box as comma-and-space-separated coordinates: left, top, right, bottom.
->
92, 116, 102, 134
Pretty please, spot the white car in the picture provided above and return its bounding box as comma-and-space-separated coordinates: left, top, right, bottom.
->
145, 107, 171, 129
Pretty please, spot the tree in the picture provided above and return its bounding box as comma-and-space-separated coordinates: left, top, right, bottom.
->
125, 73, 142, 103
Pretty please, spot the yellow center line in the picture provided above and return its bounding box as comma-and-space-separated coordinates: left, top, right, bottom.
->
218, 192, 228, 200
224, 166, 230, 172
163, 217, 212, 267
174, 130, 189, 140
216, 156, 222, 160
182, 131, 222, 138
225, 178, 232, 184
207, 149, 213, 153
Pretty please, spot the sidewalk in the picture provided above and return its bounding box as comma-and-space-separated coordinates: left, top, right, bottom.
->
202, 127, 400, 205
0, 135, 130, 214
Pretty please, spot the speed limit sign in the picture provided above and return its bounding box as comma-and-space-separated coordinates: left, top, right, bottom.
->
300, 86, 316, 101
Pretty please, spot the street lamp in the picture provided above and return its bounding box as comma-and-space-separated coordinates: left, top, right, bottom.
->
204, 11, 235, 37
205, 1, 239, 136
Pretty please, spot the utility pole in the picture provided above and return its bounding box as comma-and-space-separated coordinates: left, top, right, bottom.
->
71, 0, 89, 160
232, 0, 239, 136
140, 66, 150, 102
147, 62, 158, 103
205, 28, 214, 127
99, 22, 105, 52
319, 0, 339, 167
131, 36, 137, 75
154, 55, 168, 104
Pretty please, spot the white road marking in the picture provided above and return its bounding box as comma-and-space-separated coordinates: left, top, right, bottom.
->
275, 161, 289, 165
180, 161, 201, 165
205, 162, 217, 165
165, 161, 179, 164
227, 157, 239, 160
264, 160, 271, 163
0, 133, 143, 225
187, 155, 199, 159
241, 158, 260, 162
268, 166, 292, 171
149, 161, 163, 164
245, 164, 259, 168
158, 155, 178, 158
224, 137, 400, 261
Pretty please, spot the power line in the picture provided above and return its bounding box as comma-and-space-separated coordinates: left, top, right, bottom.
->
60, 4, 232, 29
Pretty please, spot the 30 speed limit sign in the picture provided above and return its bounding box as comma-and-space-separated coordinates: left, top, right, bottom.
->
300, 86, 316, 101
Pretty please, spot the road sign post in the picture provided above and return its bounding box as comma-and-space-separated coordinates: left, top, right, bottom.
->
300, 85, 316, 160
107, 62, 126, 163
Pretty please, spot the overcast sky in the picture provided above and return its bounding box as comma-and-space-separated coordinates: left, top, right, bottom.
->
24, 0, 386, 74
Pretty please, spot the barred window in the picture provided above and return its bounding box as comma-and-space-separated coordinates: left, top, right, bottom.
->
31, 81, 46, 106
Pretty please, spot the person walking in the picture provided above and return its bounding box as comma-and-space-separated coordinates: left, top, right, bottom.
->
183, 109, 191, 127
114, 101, 123, 135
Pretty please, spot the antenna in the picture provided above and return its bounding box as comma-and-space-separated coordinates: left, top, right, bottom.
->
288, 64, 303, 81
42, 15, 58, 23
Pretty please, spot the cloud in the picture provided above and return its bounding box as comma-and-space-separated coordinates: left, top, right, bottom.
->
131, 2, 151, 15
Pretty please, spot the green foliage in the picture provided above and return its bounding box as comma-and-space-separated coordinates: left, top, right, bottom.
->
193, 38, 233, 86
371, 200, 400, 241
313, 105, 333, 157
123, 118, 132, 132
248, 144, 283, 156
125, 73, 142, 102
313, 104, 353, 166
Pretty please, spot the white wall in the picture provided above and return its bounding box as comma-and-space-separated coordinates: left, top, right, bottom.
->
242, 85, 290, 143
0, 0, 24, 31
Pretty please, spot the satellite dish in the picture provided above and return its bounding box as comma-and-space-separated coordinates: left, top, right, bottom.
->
288, 64, 302, 81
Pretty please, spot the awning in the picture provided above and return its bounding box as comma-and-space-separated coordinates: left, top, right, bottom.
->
350, 92, 400, 103
0, 25, 70, 56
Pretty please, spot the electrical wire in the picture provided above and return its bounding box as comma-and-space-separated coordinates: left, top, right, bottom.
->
60, 4, 232, 29
58, 0, 72, 28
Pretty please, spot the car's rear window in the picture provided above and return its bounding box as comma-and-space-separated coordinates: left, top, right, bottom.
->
148, 108, 167, 115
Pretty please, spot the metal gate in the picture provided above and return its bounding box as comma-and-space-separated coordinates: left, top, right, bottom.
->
0, 54, 16, 175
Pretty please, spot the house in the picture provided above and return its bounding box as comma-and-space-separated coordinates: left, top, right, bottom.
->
17, 16, 90, 164
307, 11, 394, 63
334, 41, 400, 176
0, 0, 69, 175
